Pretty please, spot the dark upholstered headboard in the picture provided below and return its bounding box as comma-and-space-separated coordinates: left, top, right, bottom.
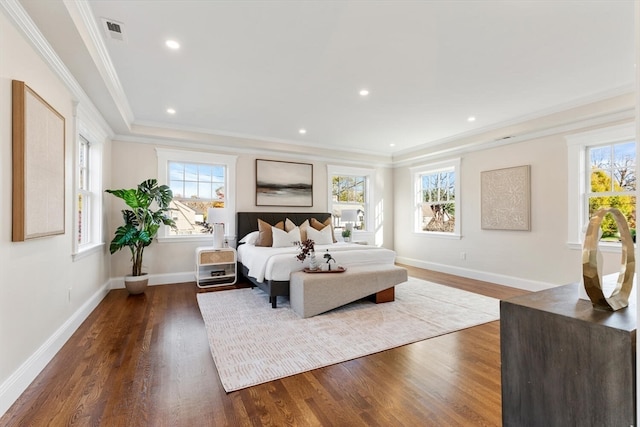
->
236, 212, 332, 243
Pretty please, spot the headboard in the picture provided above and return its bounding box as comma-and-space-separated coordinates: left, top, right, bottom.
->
237, 212, 332, 243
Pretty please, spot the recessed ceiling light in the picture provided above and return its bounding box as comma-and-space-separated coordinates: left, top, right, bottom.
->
166, 108, 176, 114
467, 116, 476, 122
389, 143, 396, 147
165, 40, 180, 50
359, 89, 369, 96
299, 129, 307, 134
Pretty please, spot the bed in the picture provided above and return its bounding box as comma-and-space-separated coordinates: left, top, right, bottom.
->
236, 212, 398, 308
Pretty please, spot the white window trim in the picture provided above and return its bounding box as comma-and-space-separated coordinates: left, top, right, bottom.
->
156, 148, 237, 243
327, 165, 375, 234
72, 106, 106, 261
410, 158, 461, 239
565, 122, 635, 252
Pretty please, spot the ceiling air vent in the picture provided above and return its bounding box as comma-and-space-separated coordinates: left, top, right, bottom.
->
101, 18, 127, 42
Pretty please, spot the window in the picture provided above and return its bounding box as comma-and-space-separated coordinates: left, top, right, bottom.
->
411, 158, 461, 238
586, 142, 636, 240
168, 161, 226, 236
327, 166, 374, 232
73, 110, 105, 260
77, 136, 90, 246
566, 122, 635, 249
157, 149, 237, 241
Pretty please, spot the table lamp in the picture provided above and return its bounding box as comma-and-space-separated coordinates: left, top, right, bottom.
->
207, 207, 227, 249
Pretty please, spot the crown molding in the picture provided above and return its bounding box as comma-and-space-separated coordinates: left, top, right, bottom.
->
1, 0, 113, 139
113, 132, 394, 168
63, 0, 135, 129
393, 85, 634, 159
393, 107, 635, 168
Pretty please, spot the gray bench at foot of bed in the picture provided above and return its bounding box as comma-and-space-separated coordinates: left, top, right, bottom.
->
289, 264, 408, 318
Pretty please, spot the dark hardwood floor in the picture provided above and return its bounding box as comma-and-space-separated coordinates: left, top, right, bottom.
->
1, 265, 528, 427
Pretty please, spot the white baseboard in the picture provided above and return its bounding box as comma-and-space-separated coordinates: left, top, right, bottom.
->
0, 280, 111, 418
109, 271, 195, 289
396, 256, 556, 292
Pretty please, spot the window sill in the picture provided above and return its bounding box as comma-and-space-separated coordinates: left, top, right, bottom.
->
157, 234, 236, 244
567, 241, 633, 253
413, 231, 462, 240
72, 242, 105, 261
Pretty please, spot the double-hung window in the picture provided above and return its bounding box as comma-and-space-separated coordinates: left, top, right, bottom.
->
77, 136, 91, 245
73, 115, 105, 260
411, 158, 461, 238
327, 165, 374, 232
567, 123, 636, 249
157, 149, 237, 241
587, 142, 636, 239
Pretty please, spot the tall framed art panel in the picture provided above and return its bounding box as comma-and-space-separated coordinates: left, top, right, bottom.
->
481, 165, 530, 231
12, 80, 65, 241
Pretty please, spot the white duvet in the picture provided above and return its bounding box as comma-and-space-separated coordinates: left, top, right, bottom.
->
237, 242, 397, 282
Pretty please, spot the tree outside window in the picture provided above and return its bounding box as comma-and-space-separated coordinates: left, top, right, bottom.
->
588, 141, 636, 240
332, 175, 367, 230
419, 169, 456, 233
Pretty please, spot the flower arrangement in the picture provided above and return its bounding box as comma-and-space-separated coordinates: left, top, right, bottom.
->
295, 239, 315, 262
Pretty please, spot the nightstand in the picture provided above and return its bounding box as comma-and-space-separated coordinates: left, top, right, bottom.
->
195, 247, 237, 288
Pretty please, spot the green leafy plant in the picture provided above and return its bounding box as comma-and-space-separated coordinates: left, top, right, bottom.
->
106, 179, 176, 276
341, 229, 351, 238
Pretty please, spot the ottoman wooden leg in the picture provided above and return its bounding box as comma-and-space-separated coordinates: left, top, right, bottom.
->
373, 287, 394, 303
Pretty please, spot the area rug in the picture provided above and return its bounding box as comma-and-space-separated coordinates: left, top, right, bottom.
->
196, 277, 499, 392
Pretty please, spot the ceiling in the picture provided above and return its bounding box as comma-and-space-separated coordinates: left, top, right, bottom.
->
17, 0, 636, 158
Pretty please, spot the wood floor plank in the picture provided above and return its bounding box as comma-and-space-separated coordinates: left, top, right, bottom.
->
0, 267, 529, 426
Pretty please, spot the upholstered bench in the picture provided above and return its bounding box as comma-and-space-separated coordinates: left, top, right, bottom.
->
289, 264, 408, 318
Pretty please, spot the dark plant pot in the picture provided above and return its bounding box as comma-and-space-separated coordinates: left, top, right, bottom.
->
124, 273, 149, 295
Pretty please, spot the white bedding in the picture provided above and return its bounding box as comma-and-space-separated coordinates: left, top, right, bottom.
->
237, 242, 397, 282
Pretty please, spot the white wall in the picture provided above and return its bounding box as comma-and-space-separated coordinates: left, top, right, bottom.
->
0, 10, 112, 415
0, 0, 635, 418
394, 102, 634, 291
108, 139, 395, 280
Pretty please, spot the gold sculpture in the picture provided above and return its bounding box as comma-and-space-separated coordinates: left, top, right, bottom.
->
582, 207, 635, 311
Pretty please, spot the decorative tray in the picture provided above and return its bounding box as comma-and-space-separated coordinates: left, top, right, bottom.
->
303, 266, 346, 273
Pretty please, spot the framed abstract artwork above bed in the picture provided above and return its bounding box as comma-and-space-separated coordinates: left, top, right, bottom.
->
256, 159, 313, 207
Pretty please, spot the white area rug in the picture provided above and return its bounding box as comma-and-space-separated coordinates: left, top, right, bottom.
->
196, 277, 499, 392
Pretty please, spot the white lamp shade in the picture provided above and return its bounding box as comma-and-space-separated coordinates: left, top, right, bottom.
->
207, 208, 227, 248
207, 208, 227, 225
341, 209, 358, 223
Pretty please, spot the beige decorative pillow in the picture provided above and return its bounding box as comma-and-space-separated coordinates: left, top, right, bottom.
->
256, 219, 284, 247
310, 217, 337, 243
286, 218, 310, 241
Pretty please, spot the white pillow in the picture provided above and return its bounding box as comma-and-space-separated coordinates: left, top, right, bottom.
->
239, 231, 259, 245
271, 226, 301, 248
306, 224, 334, 245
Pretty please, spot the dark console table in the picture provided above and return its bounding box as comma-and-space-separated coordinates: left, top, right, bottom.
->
500, 282, 636, 426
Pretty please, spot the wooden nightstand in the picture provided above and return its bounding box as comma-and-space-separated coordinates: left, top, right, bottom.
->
195, 247, 237, 288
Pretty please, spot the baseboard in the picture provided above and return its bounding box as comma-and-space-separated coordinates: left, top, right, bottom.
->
395, 256, 556, 292
109, 271, 195, 289
0, 280, 111, 418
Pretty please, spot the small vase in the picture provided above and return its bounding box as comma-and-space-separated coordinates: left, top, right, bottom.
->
308, 252, 319, 271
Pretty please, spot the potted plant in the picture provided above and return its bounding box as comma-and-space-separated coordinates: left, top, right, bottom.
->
106, 179, 176, 294
341, 228, 351, 242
